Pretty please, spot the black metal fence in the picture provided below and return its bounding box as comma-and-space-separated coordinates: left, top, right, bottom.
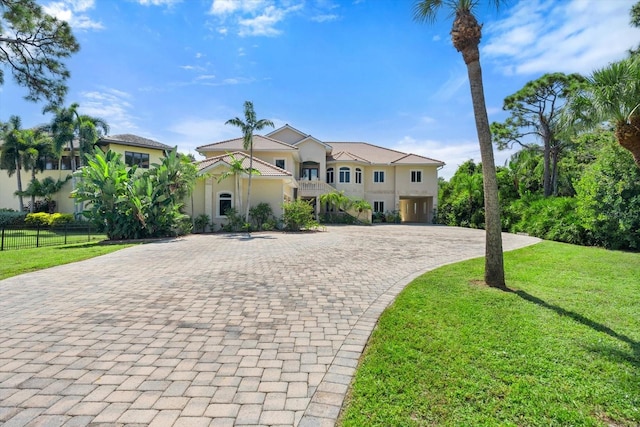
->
0, 224, 105, 251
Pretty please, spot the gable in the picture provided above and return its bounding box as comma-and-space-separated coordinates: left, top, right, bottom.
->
267, 125, 307, 145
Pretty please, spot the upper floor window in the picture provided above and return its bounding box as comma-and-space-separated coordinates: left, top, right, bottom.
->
125, 151, 150, 169
355, 168, 362, 184
327, 167, 334, 184
275, 159, 285, 170
374, 170, 385, 183
411, 170, 423, 183
339, 167, 351, 183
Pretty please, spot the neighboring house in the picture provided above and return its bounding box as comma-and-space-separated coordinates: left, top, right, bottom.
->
192, 124, 444, 224
0, 134, 172, 212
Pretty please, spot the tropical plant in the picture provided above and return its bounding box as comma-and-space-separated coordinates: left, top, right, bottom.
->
414, 0, 506, 287
282, 199, 318, 231
564, 56, 640, 167
350, 198, 372, 220
319, 190, 351, 212
194, 214, 210, 233
217, 153, 260, 212
491, 73, 585, 196
0, 0, 79, 107
0, 116, 26, 211
226, 101, 274, 223
249, 202, 274, 230
16, 127, 53, 212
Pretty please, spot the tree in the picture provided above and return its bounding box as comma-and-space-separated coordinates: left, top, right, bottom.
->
46, 102, 109, 169
414, 0, 506, 287
0, 115, 27, 211
491, 73, 586, 196
226, 101, 274, 223
17, 127, 52, 212
217, 153, 261, 215
16, 175, 70, 213
0, 0, 79, 107
564, 57, 640, 168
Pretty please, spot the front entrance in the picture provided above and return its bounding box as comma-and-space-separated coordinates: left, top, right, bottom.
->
399, 197, 433, 223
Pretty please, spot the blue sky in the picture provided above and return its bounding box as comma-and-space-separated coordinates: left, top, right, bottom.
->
1, 0, 639, 178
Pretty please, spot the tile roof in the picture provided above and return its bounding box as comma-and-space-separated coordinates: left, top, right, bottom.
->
196, 152, 292, 177
327, 142, 444, 166
197, 135, 298, 152
327, 151, 370, 163
100, 134, 173, 150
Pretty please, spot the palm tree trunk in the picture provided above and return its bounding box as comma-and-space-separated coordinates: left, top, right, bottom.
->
15, 158, 24, 212
543, 139, 552, 197
246, 145, 253, 223
30, 169, 37, 213
466, 58, 506, 288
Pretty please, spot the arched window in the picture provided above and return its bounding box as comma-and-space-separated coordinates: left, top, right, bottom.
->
327, 167, 334, 184
339, 167, 350, 183
218, 192, 233, 217
355, 168, 362, 184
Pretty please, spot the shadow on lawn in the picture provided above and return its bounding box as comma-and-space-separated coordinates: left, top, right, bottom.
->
509, 288, 640, 363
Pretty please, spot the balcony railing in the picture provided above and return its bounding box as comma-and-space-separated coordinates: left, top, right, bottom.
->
298, 180, 335, 197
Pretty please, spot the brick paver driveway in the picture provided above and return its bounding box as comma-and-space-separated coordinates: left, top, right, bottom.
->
0, 225, 539, 426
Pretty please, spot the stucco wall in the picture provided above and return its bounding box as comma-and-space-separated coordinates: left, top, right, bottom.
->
296, 140, 327, 180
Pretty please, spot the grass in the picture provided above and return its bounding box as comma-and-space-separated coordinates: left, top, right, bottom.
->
339, 241, 640, 427
0, 241, 134, 280
1, 228, 107, 250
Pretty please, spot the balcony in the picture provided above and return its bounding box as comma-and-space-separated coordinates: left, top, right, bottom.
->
298, 180, 335, 197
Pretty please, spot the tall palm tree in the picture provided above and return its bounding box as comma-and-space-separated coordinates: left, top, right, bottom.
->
565, 57, 640, 167
46, 102, 109, 169
217, 153, 261, 215
226, 101, 274, 222
0, 116, 27, 211
414, 0, 506, 288
19, 128, 54, 212
46, 103, 109, 217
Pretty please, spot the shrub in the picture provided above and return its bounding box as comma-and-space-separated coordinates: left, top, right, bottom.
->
282, 200, 317, 231
172, 215, 193, 236
193, 214, 210, 233
222, 207, 245, 232
249, 202, 274, 230
49, 213, 74, 226
0, 210, 26, 226
25, 212, 51, 226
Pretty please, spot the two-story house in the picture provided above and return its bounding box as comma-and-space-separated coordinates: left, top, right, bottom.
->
0, 134, 172, 212
192, 124, 444, 224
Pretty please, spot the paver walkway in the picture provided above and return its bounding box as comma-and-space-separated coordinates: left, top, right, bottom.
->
0, 225, 540, 426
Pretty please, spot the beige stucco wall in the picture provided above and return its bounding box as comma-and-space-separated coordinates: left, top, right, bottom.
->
394, 165, 439, 199
297, 140, 327, 181
104, 143, 168, 166
0, 169, 75, 212
330, 163, 366, 199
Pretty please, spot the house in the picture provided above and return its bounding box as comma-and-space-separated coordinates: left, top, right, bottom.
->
191, 125, 444, 224
0, 134, 172, 212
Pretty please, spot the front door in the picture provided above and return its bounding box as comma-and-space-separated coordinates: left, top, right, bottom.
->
301, 167, 319, 181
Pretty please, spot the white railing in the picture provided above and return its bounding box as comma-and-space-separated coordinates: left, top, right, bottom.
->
298, 180, 335, 196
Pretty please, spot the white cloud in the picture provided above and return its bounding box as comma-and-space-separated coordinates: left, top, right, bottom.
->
484, 0, 640, 76
431, 69, 468, 101
208, 0, 304, 37
167, 117, 240, 155
79, 88, 139, 134
137, 0, 182, 6
311, 14, 339, 23
196, 74, 216, 80
43, 0, 103, 30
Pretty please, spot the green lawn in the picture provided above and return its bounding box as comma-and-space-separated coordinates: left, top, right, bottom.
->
0, 228, 107, 250
339, 241, 639, 427
0, 241, 134, 280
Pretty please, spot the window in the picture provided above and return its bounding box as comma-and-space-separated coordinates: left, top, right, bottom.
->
373, 201, 384, 213
339, 167, 350, 183
374, 170, 385, 183
355, 168, 362, 184
218, 192, 233, 217
125, 151, 150, 168
301, 161, 319, 181
275, 159, 285, 170
326, 167, 334, 184
411, 170, 423, 183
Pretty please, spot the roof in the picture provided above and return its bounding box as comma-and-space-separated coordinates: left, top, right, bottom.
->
327, 151, 370, 164
196, 151, 292, 177
99, 134, 173, 151
197, 135, 298, 152
327, 142, 444, 166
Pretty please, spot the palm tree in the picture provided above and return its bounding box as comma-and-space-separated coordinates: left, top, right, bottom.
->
565, 57, 640, 167
19, 128, 54, 212
414, 0, 506, 288
217, 153, 261, 215
226, 101, 274, 222
46, 102, 109, 169
46, 103, 109, 217
0, 116, 27, 211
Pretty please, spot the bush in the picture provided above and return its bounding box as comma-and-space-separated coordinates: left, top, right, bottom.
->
0, 210, 26, 226
222, 207, 245, 232
511, 197, 587, 245
193, 214, 210, 233
282, 200, 318, 231
49, 213, 74, 226
24, 212, 74, 227
249, 202, 274, 230
172, 215, 193, 236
